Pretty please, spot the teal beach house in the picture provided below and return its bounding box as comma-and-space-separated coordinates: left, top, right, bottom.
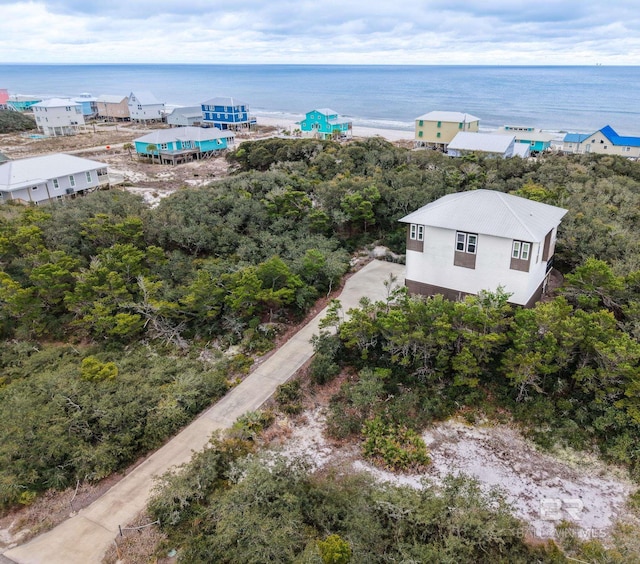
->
134, 127, 235, 164
497, 126, 557, 153
298, 109, 352, 139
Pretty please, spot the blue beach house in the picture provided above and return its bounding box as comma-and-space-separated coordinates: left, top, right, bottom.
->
563, 126, 640, 158
298, 109, 352, 140
133, 127, 235, 165
201, 97, 252, 130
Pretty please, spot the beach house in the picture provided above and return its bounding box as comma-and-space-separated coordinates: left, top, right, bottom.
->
201, 97, 252, 130
0, 154, 110, 205
167, 106, 203, 127
562, 126, 640, 158
0, 89, 8, 109
128, 91, 165, 123
399, 190, 567, 307
6, 95, 42, 112
447, 132, 516, 158
496, 126, 557, 153
73, 94, 97, 119
96, 95, 130, 121
133, 127, 235, 164
32, 98, 85, 136
414, 111, 480, 150
298, 109, 352, 140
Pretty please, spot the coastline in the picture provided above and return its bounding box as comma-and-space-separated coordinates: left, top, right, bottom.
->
254, 115, 415, 142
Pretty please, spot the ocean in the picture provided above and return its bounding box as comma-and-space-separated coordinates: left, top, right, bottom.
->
1, 64, 639, 135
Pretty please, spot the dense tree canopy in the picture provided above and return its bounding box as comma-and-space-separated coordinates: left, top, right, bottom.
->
2, 136, 640, 543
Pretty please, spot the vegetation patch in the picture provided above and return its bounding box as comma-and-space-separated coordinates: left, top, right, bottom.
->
0, 110, 36, 133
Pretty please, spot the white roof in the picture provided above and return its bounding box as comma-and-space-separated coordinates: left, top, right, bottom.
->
96, 94, 128, 104
399, 189, 567, 241
495, 127, 559, 143
168, 106, 203, 117
201, 97, 247, 107
512, 143, 531, 158
33, 97, 81, 108
129, 91, 162, 105
415, 110, 480, 123
0, 154, 107, 192
134, 127, 234, 144
448, 132, 514, 154
313, 108, 338, 116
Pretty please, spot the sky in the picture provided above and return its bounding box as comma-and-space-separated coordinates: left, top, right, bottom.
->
1, 1, 639, 65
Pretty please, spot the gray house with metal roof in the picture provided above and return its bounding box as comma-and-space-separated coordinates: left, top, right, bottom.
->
0, 154, 109, 205
167, 106, 203, 127
400, 190, 567, 307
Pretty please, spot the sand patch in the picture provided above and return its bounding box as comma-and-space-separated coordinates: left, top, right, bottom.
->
276, 409, 635, 540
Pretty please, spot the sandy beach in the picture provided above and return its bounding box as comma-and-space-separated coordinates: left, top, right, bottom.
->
255, 115, 415, 142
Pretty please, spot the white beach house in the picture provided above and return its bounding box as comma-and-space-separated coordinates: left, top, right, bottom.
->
0, 154, 109, 205
399, 190, 568, 307
32, 98, 85, 136
128, 91, 165, 122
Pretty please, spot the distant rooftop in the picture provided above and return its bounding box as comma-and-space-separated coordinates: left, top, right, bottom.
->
599, 125, 640, 147
168, 106, 203, 118
202, 97, 248, 107
448, 131, 514, 153
96, 94, 128, 104
33, 98, 81, 108
416, 110, 480, 123
129, 91, 162, 105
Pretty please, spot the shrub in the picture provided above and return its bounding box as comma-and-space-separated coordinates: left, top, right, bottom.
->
317, 534, 352, 564
80, 355, 118, 381
229, 410, 275, 441
275, 379, 303, 415
362, 416, 430, 471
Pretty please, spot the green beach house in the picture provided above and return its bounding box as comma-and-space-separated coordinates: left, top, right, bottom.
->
298, 109, 352, 139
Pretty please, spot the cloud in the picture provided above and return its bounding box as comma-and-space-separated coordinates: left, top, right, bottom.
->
0, 0, 639, 63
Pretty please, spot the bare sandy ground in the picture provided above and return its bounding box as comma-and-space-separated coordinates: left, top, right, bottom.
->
278, 408, 636, 542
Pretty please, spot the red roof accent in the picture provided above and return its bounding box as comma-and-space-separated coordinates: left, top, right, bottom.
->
0, 89, 9, 104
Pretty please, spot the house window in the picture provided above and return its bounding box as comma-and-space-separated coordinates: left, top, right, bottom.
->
458, 123, 463, 129
53, 178, 59, 189
31, 186, 38, 191
418, 120, 423, 126
86, 171, 92, 182
410, 224, 424, 241
418, 131, 423, 138
437, 121, 442, 128
456, 232, 477, 254
160, 143, 168, 149
512, 241, 531, 260
437, 132, 441, 138
69, 175, 76, 187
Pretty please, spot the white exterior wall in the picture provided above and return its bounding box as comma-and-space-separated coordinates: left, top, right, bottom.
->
406, 226, 549, 305
1, 167, 107, 204
129, 97, 165, 121
34, 105, 84, 135
564, 133, 640, 157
